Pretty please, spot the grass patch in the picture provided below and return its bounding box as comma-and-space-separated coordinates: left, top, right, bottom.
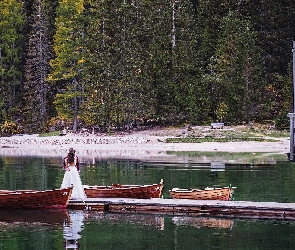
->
38, 131, 61, 137
164, 127, 285, 143
165, 136, 279, 143
263, 131, 289, 138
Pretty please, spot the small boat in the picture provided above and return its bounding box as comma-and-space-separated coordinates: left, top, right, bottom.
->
169, 186, 234, 201
83, 179, 164, 199
0, 187, 72, 209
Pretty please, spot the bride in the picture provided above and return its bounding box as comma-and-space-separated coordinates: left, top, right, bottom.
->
61, 149, 86, 200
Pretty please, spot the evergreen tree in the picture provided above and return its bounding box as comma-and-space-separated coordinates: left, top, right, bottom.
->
114, 0, 157, 129
240, 0, 295, 118
196, 0, 230, 69
146, 0, 205, 125
170, 0, 208, 124
81, 0, 157, 131
48, 0, 85, 133
208, 11, 265, 123
23, 0, 54, 132
0, 0, 25, 126
239, 0, 295, 77
80, 0, 117, 131
1, 0, 294, 132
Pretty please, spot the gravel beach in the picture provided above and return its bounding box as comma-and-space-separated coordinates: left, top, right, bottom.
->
0, 126, 290, 161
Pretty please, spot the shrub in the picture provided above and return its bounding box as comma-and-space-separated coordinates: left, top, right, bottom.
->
1, 121, 19, 136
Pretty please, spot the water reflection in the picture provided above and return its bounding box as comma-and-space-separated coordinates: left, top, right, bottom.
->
210, 162, 225, 172
0, 147, 288, 164
0, 209, 295, 250
63, 210, 85, 249
172, 216, 234, 229
86, 212, 165, 230
0, 153, 295, 250
62, 211, 166, 249
0, 154, 294, 202
0, 209, 67, 229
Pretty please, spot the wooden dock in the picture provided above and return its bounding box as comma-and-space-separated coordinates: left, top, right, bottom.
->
67, 198, 295, 220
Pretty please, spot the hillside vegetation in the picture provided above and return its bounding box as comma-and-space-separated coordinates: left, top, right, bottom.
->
0, 0, 294, 136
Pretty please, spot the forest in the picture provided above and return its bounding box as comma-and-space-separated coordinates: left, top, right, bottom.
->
0, 0, 294, 135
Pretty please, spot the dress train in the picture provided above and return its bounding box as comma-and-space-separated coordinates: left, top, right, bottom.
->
61, 166, 86, 200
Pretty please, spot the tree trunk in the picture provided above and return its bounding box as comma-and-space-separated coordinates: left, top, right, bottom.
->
73, 77, 78, 133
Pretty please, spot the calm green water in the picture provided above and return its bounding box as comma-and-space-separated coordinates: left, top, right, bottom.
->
0, 152, 294, 250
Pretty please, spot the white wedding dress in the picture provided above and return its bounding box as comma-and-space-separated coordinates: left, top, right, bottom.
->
61, 165, 86, 200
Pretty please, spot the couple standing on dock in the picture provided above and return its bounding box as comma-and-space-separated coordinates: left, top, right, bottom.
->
61, 148, 86, 201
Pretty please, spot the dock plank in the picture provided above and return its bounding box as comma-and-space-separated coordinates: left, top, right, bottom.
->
67, 198, 295, 220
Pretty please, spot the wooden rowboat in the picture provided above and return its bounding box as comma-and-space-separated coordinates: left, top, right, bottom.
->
0, 187, 72, 209
169, 186, 234, 201
84, 179, 164, 199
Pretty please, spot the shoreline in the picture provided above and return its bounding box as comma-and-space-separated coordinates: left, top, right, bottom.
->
0, 132, 290, 162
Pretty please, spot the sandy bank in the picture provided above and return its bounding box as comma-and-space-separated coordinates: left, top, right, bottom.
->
0, 129, 290, 162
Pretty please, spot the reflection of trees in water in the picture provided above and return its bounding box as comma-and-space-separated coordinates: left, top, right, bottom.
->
0, 147, 281, 165
63, 211, 85, 250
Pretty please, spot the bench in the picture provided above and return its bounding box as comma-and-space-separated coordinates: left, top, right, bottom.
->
60, 129, 67, 136
210, 123, 224, 129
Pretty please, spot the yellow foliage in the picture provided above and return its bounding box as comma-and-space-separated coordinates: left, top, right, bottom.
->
216, 102, 228, 122
1, 121, 19, 135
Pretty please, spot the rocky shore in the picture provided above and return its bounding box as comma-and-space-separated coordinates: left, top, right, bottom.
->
0, 135, 150, 146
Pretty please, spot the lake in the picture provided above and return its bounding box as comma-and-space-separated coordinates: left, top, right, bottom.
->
0, 151, 294, 250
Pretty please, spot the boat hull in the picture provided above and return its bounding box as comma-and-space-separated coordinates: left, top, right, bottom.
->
0, 187, 72, 209
169, 187, 233, 201
84, 182, 164, 199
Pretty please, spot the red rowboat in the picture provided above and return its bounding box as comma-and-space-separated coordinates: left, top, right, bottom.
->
0, 187, 72, 209
83, 179, 164, 199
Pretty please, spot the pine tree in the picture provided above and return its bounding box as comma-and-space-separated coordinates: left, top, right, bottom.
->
48, 0, 85, 133
23, 0, 55, 132
196, 0, 230, 69
208, 11, 265, 123
146, 0, 205, 125
170, 0, 208, 124
81, 0, 157, 131
239, 0, 295, 118
0, 0, 25, 125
